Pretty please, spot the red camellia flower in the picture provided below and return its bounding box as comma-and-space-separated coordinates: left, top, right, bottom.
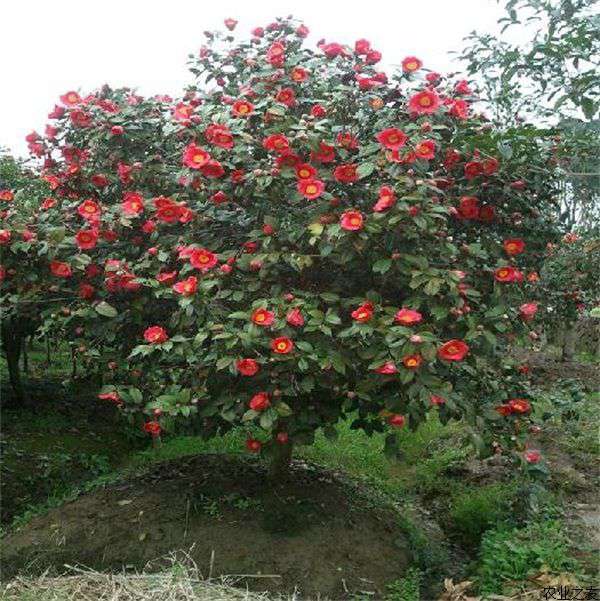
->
479, 204, 495, 222
524, 449, 541, 464
231, 99, 254, 117
336, 132, 359, 149
458, 196, 480, 220
205, 124, 234, 149
395, 308, 423, 325
519, 302, 539, 321
373, 186, 396, 212
224, 17, 237, 30
291, 67, 308, 82
402, 354, 423, 369
450, 99, 470, 120
98, 391, 122, 404
320, 42, 347, 58
79, 283, 95, 299
246, 438, 262, 453
495, 404, 513, 416
340, 210, 364, 231
482, 158, 499, 175
249, 392, 270, 411
311, 141, 336, 163
376, 127, 407, 150
122, 192, 145, 216
251, 308, 275, 326
333, 163, 358, 183
0, 230, 11, 245
355, 38, 371, 54
430, 395, 446, 406
144, 326, 169, 344
60, 91, 81, 106
156, 271, 178, 285
297, 178, 325, 199
173, 276, 198, 296
70, 109, 92, 128
75, 229, 99, 250
143, 421, 162, 437
414, 140, 436, 160
189, 248, 218, 271
351, 301, 373, 323
286, 308, 305, 327
503, 238, 525, 255
236, 358, 260, 376
311, 104, 327, 118
77, 199, 101, 221
402, 56, 422, 72
374, 361, 398, 375
437, 339, 469, 361
408, 90, 441, 115
272, 336, 294, 354
454, 79, 472, 95
183, 143, 210, 169
508, 398, 531, 414
494, 266, 519, 283
266, 41, 286, 65
276, 431, 289, 444
276, 87, 296, 107
91, 174, 109, 188
50, 260, 72, 278
387, 414, 406, 428
200, 159, 225, 178
0, 190, 14, 202
263, 133, 290, 154
464, 161, 483, 179
296, 163, 317, 180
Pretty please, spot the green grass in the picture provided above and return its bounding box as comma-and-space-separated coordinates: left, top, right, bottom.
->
477, 520, 581, 595
448, 482, 518, 547
301, 413, 469, 498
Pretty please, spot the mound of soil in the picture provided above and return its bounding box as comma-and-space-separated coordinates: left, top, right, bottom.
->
1, 454, 416, 599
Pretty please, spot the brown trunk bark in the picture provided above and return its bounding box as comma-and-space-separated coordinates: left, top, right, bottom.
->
1, 322, 24, 405
269, 441, 293, 482
561, 323, 577, 362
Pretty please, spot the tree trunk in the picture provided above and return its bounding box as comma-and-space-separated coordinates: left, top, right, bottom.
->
22, 336, 29, 374
561, 322, 577, 362
269, 441, 293, 482
1, 322, 24, 405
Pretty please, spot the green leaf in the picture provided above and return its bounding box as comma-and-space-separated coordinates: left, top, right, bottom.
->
296, 340, 314, 353
216, 356, 234, 370
424, 278, 442, 295
95, 302, 118, 318
228, 311, 249, 320
275, 401, 293, 417
357, 162, 375, 179
372, 259, 392, 274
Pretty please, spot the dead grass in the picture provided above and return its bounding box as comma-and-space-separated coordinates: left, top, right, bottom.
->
0, 553, 299, 601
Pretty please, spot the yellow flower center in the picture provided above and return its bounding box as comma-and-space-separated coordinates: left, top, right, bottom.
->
255, 314, 265, 322
193, 153, 206, 163
238, 105, 248, 113
419, 96, 432, 107
277, 342, 287, 350
350, 217, 361, 226
306, 184, 317, 195
406, 61, 417, 70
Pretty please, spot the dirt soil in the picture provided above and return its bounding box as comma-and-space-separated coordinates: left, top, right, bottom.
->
1, 454, 415, 599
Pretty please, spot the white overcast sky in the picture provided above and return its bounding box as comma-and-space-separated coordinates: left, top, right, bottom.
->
1, 0, 509, 158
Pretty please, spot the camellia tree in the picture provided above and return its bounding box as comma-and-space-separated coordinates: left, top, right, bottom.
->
4, 18, 564, 476
0, 151, 58, 403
